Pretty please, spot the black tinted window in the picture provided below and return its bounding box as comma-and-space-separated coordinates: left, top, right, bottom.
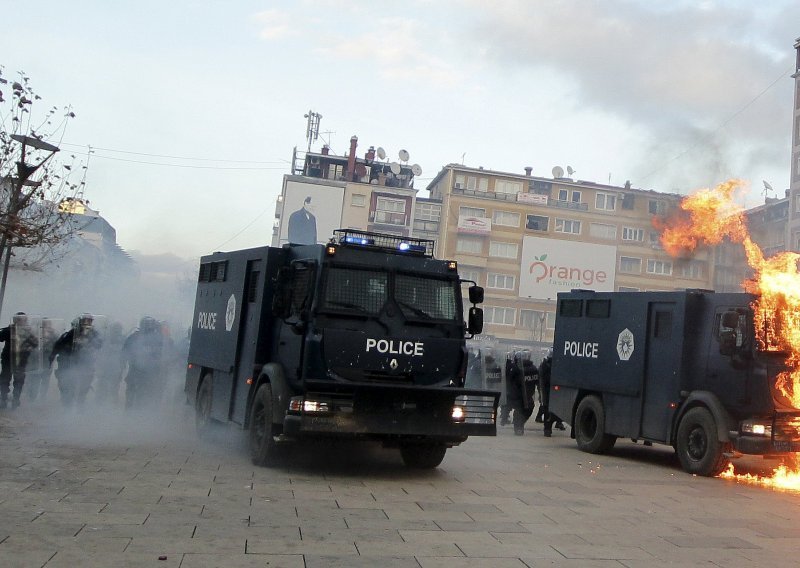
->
395, 274, 458, 321
321, 268, 387, 315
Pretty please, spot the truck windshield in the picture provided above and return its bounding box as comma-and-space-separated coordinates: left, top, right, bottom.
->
320, 267, 459, 321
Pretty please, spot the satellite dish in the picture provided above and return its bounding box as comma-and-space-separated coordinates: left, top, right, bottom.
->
411, 164, 423, 176
566, 166, 574, 177
398, 149, 410, 162
763, 180, 773, 192
376, 147, 386, 160
552, 166, 564, 179
390, 162, 401, 175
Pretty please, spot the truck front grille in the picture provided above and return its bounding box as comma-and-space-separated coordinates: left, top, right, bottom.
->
455, 394, 496, 425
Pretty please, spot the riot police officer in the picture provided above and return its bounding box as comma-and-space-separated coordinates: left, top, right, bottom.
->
122, 316, 166, 410
0, 312, 39, 409
50, 314, 103, 407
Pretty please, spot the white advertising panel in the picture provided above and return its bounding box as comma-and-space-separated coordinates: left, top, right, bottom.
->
279, 180, 345, 245
457, 216, 492, 234
517, 192, 548, 205
519, 236, 616, 299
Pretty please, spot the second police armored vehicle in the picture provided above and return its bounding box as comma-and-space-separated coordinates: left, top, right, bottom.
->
548, 289, 800, 476
185, 230, 498, 468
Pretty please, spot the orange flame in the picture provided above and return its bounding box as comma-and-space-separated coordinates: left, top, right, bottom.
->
659, 180, 800, 487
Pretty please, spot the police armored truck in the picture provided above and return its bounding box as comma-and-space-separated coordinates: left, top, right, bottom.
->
186, 230, 498, 468
548, 289, 800, 476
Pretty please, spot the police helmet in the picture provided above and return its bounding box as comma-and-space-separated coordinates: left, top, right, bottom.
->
73, 313, 94, 331
139, 316, 158, 333
13, 311, 28, 326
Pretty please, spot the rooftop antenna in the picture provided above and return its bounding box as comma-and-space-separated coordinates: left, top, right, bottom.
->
304, 110, 322, 153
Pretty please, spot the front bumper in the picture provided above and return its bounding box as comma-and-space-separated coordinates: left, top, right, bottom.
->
282, 381, 498, 442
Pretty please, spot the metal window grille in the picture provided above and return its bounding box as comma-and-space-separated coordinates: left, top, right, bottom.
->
322, 268, 387, 314
395, 274, 457, 320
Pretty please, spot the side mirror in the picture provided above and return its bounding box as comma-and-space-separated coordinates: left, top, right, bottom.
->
467, 307, 483, 336
469, 285, 484, 305
719, 330, 736, 356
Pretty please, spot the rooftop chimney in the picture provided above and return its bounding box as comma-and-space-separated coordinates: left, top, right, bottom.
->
347, 136, 358, 181
524, 167, 532, 176
321, 145, 330, 156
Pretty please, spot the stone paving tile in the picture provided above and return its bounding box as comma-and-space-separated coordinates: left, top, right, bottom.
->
417, 558, 529, 568
305, 555, 420, 568
45, 550, 184, 567
246, 539, 358, 555
181, 553, 304, 568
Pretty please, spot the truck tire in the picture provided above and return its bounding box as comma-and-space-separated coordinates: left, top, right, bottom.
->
195, 375, 213, 438
400, 442, 447, 469
249, 384, 279, 467
574, 395, 617, 454
676, 407, 731, 476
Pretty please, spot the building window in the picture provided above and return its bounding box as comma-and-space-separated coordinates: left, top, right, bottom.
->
619, 256, 642, 274
460, 206, 486, 218
589, 223, 617, 240
489, 241, 518, 259
375, 197, 407, 225
571, 190, 582, 203
487, 273, 515, 290
416, 203, 440, 222
618, 286, 639, 292
558, 189, 568, 201
595, 193, 616, 211
413, 219, 438, 232
648, 200, 666, 215
460, 268, 481, 285
795, 194, 800, 214
526, 215, 549, 231
680, 261, 705, 279
484, 306, 516, 325
492, 210, 520, 227
520, 310, 553, 337
647, 259, 673, 275
351, 194, 366, 207
649, 232, 662, 249
495, 180, 522, 194
456, 237, 483, 254
555, 218, 581, 235
622, 227, 645, 241
455, 175, 488, 191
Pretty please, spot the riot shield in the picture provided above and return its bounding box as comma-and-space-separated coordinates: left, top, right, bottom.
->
10, 314, 42, 374
39, 318, 66, 369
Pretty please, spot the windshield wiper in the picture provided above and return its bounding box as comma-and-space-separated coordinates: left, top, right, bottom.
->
324, 300, 368, 313
397, 300, 431, 319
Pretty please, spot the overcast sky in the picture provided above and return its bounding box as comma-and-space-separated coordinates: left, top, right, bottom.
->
3, 0, 798, 260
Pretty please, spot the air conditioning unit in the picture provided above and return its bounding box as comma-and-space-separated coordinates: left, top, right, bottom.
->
454, 183, 462, 189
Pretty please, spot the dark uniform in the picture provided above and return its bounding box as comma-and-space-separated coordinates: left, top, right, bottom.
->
505, 353, 537, 435
122, 317, 166, 410
539, 354, 565, 436
50, 315, 102, 407
0, 313, 39, 409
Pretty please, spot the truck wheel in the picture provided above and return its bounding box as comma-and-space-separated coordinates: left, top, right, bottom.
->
195, 375, 213, 438
400, 442, 447, 469
574, 395, 617, 454
676, 407, 731, 476
249, 384, 279, 467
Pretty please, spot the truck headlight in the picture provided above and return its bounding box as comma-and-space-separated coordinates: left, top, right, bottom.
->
741, 419, 772, 437
451, 406, 465, 422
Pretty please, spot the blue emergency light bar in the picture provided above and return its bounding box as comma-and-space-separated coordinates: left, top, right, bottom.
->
333, 229, 434, 257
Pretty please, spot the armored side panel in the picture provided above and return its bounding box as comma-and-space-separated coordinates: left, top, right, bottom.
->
550, 290, 692, 441
187, 246, 287, 424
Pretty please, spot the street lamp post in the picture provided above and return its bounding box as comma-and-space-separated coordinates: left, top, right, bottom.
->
0, 134, 60, 319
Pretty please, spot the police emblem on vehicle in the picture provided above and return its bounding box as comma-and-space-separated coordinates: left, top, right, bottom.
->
390, 359, 398, 370
617, 328, 634, 361
225, 294, 236, 332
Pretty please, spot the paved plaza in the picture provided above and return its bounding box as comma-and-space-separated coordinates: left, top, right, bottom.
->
1, 396, 800, 568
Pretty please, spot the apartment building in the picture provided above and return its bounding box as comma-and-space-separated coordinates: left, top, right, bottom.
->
426, 164, 716, 350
